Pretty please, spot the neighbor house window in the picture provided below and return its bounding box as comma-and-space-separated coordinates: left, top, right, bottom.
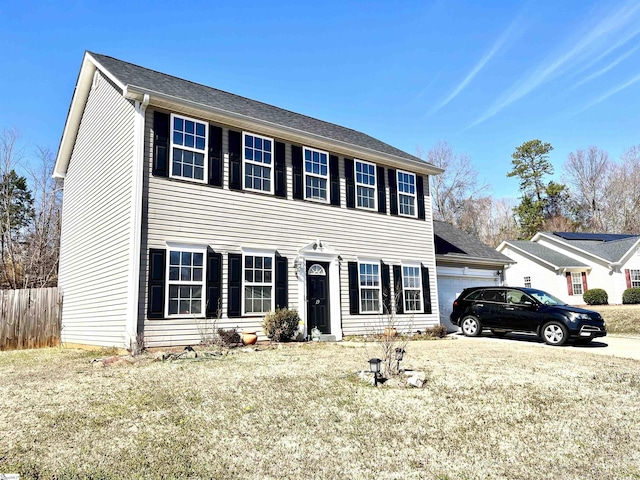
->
397, 170, 417, 217
304, 146, 329, 202
402, 265, 422, 312
166, 247, 205, 316
630, 269, 640, 288
355, 160, 377, 210
524, 276, 531, 288
243, 132, 273, 194
170, 114, 207, 182
243, 254, 274, 315
571, 272, 583, 295
359, 261, 381, 313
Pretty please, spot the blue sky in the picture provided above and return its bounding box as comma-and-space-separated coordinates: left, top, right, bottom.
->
1, 0, 639, 198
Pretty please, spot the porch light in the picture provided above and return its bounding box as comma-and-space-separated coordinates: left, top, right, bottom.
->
395, 348, 405, 362
368, 358, 382, 387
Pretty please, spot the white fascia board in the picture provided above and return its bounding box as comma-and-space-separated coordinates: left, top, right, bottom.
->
615, 238, 640, 266
535, 232, 611, 265
122, 86, 443, 177
435, 254, 514, 267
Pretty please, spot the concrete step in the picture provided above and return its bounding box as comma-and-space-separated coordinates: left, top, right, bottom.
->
318, 334, 336, 342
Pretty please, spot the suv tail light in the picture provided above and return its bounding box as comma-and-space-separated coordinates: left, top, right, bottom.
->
453, 300, 458, 307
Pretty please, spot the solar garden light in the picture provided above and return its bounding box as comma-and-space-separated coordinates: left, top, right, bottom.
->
395, 347, 406, 373
368, 358, 382, 386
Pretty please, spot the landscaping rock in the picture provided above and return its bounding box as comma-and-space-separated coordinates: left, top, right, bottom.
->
407, 376, 424, 388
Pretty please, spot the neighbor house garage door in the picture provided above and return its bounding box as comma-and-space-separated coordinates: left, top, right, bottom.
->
437, 268, 500, 331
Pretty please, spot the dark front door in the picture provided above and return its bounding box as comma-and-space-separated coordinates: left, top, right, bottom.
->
307, 262, 330, 335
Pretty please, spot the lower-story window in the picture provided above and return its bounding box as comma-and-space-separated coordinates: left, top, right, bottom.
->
243, 254, 274, 315
359, 261, 381, 313
402, 265, 422, 312
571, 272, 583, 295
167, 247, 205, 316
631, 269, 640, 288
524, 276, 531, 288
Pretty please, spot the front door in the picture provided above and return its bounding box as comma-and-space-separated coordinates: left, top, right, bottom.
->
306, 262, 330, 335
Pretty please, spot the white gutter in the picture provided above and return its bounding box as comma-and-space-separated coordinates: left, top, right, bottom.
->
125, 93, 149, 353
122, 85, 444, 177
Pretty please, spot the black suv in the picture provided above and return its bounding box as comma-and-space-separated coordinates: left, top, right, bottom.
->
450, 286, 607, 346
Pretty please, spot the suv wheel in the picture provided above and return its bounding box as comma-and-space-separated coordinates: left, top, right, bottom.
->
542, 321, 568, 346
461, 316, 482, 337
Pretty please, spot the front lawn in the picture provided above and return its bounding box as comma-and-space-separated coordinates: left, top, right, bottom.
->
587, 304, 640, 336
1, 341, 639, 479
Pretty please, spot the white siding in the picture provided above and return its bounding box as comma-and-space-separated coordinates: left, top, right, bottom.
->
59, 72, 135, 348
140, 107, 438, 347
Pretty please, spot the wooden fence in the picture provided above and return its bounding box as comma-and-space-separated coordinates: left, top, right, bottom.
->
0, 288, 62, 351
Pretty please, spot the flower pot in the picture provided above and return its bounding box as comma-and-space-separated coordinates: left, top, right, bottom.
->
241, 330, 258, 345
384, 327, 397, 337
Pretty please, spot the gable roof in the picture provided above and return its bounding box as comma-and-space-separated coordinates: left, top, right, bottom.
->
433, 221, 513, 266
539, 232, 640, 263
54, 51, 443, 178
502, 240, 589, 269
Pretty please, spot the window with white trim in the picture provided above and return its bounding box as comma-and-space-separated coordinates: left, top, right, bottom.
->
167, 247, 205, 316
571, 272, 583, 295
304, 146, 329, 202
630, 269, 640, 288
397, 170, 417, 217
243, 254, 274, 314
524, 276, 531, 288
402, 265, 422, 312
355, 160, 376, 210
243, 132, 273, 193
170, 114, 207, 182
359, 261, 381, 313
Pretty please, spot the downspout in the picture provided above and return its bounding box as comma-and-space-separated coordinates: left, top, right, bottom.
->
126, 93, 149, 352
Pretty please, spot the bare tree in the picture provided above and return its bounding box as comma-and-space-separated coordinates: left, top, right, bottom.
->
421, 141, 488, 227
606, 146, 640, 233
563, 146, 610, 231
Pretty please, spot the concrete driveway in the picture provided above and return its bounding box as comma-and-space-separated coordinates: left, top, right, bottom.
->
453, 332, 640, 361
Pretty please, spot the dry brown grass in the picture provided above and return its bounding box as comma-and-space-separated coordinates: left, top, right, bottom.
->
1, 341, 640, 479
587, 304, 640, 336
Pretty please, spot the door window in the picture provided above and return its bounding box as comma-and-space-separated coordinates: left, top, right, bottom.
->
481, 289, 505, 303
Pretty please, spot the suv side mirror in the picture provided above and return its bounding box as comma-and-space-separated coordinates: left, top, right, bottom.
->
522, 300, 534, 306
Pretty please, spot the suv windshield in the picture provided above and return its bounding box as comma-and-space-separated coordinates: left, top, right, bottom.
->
527, 289, 566, 306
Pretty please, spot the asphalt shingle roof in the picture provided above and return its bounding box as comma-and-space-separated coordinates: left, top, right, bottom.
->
433, 221, 513, 263
543, 232, 639, 263
89, 52, 432, 166
505, 240, 589, 267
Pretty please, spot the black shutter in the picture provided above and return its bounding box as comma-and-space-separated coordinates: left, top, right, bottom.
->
292, 145, 303, 200
381, 262, 391, 315
275, 141, 287, 198
147, 249, 166, 319
348, 261, 359, 314
424, 175, 430, 196
228, 253, 242, 317
275, 255, 288, 308
329, 155, 340, 206
208, 125, 223, 187
377, 166, 386, 214
206, 250, 222, 318
421, 265, 432, 314
388, 169, 398, 216
417, 175, 425, 220
228, 130, 242, 190
153, 111, 169, 177
345, 158, 355, 209
393, 264, 404, 314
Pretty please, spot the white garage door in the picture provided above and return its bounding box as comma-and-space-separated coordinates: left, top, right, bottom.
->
437, 272, 499, 331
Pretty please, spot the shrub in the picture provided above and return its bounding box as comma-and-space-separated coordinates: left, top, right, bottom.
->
583, 288, 608, 305
262, 308, 301, 342
216, 328, 240, 347
622, 287, 640, 304
416, 325, 448, 339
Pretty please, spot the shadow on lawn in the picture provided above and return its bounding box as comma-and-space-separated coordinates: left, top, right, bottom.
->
454, 332, 609, 349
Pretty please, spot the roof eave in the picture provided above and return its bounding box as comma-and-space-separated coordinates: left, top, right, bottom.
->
435, 254, 514, 267
535, 232, 613, 264
122, 85, 444, 176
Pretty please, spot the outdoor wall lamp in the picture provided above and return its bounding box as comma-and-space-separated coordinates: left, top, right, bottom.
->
368, 358, 382, 386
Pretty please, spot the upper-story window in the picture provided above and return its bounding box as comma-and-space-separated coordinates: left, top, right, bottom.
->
243, 132, 273, 194
355, 160, 376, 210
397, 170, 417, 217
304, 147, 329, 202
166, 247, 206, 317
170, 114, 208, 182
358, 261, 382, 313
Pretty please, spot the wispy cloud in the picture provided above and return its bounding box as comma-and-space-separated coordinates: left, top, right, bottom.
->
574, 71, 640, 114
571, 45, 640, 90
467, 0, 640, 129
429, 15, 523, 115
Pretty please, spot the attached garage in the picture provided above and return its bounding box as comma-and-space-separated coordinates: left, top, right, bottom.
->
433, 221, 514, 332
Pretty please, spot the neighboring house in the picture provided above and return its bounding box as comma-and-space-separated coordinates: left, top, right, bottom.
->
54, 52, 443, 350
433, 220, 514, 331
498, 232, 640, 305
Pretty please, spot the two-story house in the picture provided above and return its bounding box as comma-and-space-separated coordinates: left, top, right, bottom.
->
54, 52, 443, 350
